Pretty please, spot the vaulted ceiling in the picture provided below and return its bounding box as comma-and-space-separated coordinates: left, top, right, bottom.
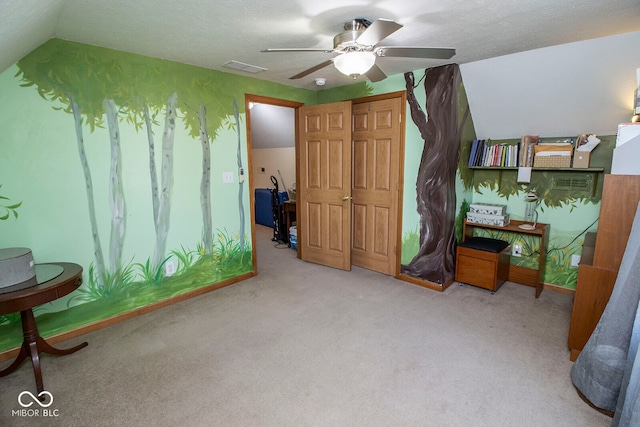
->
2, 0, 640, 90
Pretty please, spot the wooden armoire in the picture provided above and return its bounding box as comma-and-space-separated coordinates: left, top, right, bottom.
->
568, 174, 640, 361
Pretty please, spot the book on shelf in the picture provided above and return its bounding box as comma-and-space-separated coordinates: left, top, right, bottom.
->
474, 139, 485, 166
468, 139, 478, 166
519, 135, 539, 167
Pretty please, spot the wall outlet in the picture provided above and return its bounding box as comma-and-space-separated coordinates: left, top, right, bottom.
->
165, 260, 176, 276
222, 171, 234, 183
512, 244, 522, 257
571, 254, 581, 267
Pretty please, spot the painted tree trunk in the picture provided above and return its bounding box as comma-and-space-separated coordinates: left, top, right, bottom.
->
152, 92, 177, 271
401, 64, 468, 284
233, 98, 245, 251
104, 99, 125, 278
198, 103, 213, 255
70, 95, 106, 287
142, 101, 160, 232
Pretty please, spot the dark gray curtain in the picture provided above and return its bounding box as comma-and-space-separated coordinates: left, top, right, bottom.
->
572, 201, 640, 426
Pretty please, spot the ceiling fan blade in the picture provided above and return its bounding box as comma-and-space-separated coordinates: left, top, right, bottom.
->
356, 18, 403, 46
365, 64, 387, 82
290, 59, 334, 79
375, 46, 456, 59
262, 48, 334, 53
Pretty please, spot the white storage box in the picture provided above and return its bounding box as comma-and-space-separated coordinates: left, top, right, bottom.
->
466, 212, 510, 227
469, 203, 507, 216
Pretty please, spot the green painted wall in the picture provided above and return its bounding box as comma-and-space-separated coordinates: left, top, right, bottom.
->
325, 71, 610, 291
0, 39, 316, 352
458, 136, 614, 290
0, 38, 612, 354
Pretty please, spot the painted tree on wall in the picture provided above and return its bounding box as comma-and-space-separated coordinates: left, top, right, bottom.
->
401, 64, 470, 284
0, 38, 323, 353
233, 98, 246, 251
15, 40, 248, 289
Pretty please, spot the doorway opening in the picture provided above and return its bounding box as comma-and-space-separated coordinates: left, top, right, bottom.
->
246, 92, 406, 278
245, 95, 303, 273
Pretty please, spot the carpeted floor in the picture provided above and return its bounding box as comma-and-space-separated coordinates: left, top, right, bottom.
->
0, 225, 611, 426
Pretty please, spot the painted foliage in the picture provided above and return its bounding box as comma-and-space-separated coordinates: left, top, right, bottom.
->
456, 137, 614, 289
0, 40, 313, 352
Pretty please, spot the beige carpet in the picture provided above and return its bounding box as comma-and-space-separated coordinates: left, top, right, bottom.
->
0, 225, 610, 426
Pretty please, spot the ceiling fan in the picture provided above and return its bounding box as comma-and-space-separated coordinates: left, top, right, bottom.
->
262, 18, 456, 82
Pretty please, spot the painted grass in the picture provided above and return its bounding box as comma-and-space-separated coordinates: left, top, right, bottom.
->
0, 233, 253, 351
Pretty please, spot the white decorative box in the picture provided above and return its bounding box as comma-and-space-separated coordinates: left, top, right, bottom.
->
466, 212, 510, 227
469, 203, 507, 216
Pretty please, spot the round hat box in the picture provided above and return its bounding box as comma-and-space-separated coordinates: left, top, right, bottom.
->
0, 247, 36, 290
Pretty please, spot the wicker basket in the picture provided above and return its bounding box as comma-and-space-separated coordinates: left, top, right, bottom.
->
533, 155, 572, 168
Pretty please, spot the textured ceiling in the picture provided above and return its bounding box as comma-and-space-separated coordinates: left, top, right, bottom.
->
1, 0, 640, 90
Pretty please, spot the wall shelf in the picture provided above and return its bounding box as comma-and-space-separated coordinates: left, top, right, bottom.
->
468, 166, 604, 172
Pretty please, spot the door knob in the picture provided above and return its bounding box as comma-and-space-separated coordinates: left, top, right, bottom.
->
341, 195, 351, 201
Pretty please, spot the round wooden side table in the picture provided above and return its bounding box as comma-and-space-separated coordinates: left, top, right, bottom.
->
0, 262, 87, 394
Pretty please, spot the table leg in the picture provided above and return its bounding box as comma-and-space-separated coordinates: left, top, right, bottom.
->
0, 309, 87, 393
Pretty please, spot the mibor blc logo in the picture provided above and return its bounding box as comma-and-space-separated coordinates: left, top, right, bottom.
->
12, 391, 60, 417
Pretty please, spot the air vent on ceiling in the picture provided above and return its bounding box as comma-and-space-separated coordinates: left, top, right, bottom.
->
222, 60, 267, 74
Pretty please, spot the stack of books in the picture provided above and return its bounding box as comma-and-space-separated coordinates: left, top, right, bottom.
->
466, 203, 510, 227
468, 139, 520, 167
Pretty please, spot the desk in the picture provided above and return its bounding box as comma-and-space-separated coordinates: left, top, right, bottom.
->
282, 200, 296, 236
0, 262, 87, 394
463, 219, 549, 298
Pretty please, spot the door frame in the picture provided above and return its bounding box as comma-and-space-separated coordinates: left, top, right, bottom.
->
245, 94, 304, 273
245, 91, 406, 278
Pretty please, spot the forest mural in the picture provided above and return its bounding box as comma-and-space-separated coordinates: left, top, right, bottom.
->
0, 37, 618, 357
0, 39, 315, 353
455, 135, 613, 290
395, 64, 611, 292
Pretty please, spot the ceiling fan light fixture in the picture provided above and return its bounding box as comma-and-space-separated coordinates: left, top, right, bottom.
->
333, 51, 375, 78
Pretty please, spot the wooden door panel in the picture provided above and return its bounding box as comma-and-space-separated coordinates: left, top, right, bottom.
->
328, 203, 346, 251
306, 202, 322, 247
374, 108, 394, 129
352, 203, 367, 251
353, 139, 368, 189
328, 139, 345, 189
374, 206, 390, 256
374, 138, 392, 190
305, 113, 322, 132
306, 140, 322, 188
351, 98, 401, 275
299, 101, 352, 271
327, 111, 345, 131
